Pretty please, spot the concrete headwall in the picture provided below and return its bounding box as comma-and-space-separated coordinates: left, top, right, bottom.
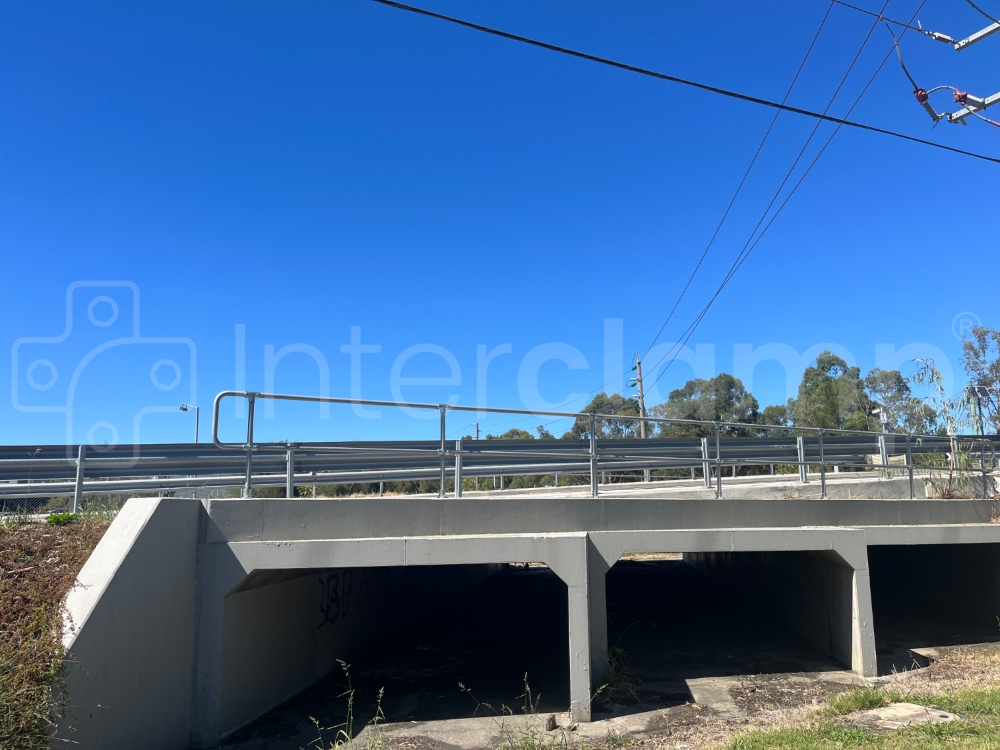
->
56, 498, 201, 749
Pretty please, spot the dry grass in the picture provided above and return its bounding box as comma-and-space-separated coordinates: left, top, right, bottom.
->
881, 644, 1000, 697
0, 519, 108, 749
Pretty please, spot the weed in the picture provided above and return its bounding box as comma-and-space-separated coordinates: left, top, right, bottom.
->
604, 728, 632, 747
305, 661, 386, 750
464, 675, 574, 750
460, 681, 498, 716
364, 687, 386, 750
45, 513, 79, 527
593, 647, 640, 704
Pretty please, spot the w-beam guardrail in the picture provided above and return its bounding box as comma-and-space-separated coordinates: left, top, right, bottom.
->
0, 390, 994, 512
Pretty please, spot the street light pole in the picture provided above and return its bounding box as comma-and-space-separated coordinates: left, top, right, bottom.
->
180, 404, 200, 443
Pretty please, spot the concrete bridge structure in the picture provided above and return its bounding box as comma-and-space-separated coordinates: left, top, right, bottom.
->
56, 487, 1000, 749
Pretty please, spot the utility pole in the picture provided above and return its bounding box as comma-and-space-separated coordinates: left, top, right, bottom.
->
475, 423, 480, 440
474, 423, 479, 490
634, 353, 647, 440
632, 352, 650, 482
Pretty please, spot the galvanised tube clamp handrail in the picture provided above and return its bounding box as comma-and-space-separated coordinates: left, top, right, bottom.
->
211, 390, 960, 499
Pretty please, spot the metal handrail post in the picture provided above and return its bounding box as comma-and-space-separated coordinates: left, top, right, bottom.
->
877, 434, 889, 479
983, 437, 989, 499
243, 394, 256, 498
589, 413, 598, 498
439, 406, 447, 498
906, 433, 915, 499
797, 436, 808, 483
286, 448, 295, 498
455, 439, 463, 498
700, 437, 710, 488
714, 422, 722, 499
818, 428, 827, 499
71, 444, 85, 513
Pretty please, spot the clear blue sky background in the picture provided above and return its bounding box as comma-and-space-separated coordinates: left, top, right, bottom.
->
1, 0, 997, 446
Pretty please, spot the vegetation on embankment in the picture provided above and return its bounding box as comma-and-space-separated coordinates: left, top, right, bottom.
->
0, 518, 108, 750
727, 686, 1000, 749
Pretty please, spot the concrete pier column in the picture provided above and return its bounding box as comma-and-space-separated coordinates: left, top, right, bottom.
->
585, 537, 613, 684
566, 581, 593, 721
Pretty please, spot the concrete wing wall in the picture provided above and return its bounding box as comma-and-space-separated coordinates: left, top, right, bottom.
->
54, 498, 201, 749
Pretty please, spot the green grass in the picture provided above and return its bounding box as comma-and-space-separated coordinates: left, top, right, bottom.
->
727, 687, 1000, 750
825, 687, 891, 714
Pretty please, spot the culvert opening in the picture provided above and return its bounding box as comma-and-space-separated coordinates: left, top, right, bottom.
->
869, 543, 1000, 669
220, 563, 569, 748
600, 553, 851, 716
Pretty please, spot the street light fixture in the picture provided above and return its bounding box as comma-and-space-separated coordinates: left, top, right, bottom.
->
179, 404, 200, 443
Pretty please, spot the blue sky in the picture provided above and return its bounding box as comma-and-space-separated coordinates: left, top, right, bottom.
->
1, 0, 997, 446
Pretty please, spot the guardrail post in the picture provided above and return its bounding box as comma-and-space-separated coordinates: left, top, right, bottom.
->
714, 422, 722, 499
454, 439, 463, 498
70, 444, 85, 513
906, 433, 915, 499
439, 406, 447, 498
243, 394, 256, 498
700, 437, 710, 488
590, 413, 599, 498
285, 448, 295, 498
797, 436, 808, 483
818, 428, 827, 499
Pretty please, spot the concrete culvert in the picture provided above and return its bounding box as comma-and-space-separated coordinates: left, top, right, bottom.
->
868, 543, 1000, 673
597, 553, 860, 718
220, 563, 570, 748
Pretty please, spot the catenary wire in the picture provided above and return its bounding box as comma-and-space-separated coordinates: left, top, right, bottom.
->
466, 0, 835, 434
965, 0, 1000, 24
832, 0, 931, 34
641, 0, 836, 359
445, 1, 869, 433
646, 1, 929, 393
643, 0, 893, 388
371, 0, 1000, 165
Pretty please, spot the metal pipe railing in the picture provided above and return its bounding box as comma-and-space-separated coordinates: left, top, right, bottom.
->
207, 390, 994, 500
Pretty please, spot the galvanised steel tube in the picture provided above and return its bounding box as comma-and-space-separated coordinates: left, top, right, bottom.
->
438, 406, 447, 499
589, 413, 598, 498
243, 394, 256, 498
819, 428, 827, 500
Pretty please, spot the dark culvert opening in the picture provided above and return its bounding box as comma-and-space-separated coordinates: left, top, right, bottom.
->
221, 563, 569, 749
599, 554, 850, 717
869, 543, 1000, 670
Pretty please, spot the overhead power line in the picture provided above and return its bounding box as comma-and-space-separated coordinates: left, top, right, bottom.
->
371, 0, 1000, 166
646, 1, 928, 393
642, 1, 837, 359
831, 0, 931, 36
473, 3, 840, 432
